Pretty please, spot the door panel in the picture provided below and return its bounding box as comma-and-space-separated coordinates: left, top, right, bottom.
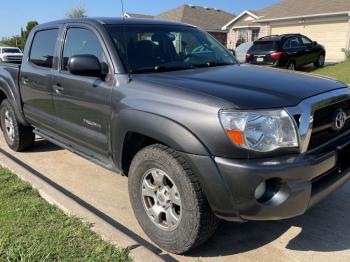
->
52, 27, 112, 157
19, 28, 59, 131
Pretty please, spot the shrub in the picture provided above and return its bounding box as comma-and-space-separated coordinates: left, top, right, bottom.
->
342, 48, 350, 59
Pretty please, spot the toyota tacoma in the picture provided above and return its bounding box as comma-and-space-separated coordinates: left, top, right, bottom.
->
0, 18, 350, 254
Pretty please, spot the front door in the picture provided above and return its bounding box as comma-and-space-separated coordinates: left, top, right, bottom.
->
52, 26, 113, 158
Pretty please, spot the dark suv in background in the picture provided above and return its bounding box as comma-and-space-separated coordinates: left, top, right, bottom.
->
246, 34, 326, 70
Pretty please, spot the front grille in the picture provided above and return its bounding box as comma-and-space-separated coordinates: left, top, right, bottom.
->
308, 99, 350, 150
5, 56, 22, 61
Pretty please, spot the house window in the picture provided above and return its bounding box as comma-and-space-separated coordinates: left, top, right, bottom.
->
252, 29, 260, 41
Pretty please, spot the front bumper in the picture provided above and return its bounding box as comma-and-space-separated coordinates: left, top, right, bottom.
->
183, 135, 350, 222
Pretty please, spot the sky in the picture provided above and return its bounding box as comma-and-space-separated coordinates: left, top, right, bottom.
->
0, 0, 281, 38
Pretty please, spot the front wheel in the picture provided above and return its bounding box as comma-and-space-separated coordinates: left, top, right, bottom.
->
128, 144, 219, 254
0, 99, 35, 151
314, 54, 325, 68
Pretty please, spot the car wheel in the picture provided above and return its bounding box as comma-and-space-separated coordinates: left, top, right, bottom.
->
314, 54, 325, 68
0, 99, 35, 151
287, 61, 296, 71
128, 144, 219, 254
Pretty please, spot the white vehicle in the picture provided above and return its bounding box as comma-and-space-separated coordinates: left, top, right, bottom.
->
234, 42, 253, 63
0, 47, 23, 63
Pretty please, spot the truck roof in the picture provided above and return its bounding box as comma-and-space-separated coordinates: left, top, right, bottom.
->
38, 17, 195, 28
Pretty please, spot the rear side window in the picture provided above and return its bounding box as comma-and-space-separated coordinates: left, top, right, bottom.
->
29, 29, 59, 68
250, 41, 279, 52
283, 37, 303, 49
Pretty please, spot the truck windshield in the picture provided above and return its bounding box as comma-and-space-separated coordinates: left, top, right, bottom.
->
2, 48, 22, 54
106, 24, 237, 73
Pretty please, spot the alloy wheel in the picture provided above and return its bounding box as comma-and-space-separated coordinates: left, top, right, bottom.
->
141, 168, 182, 231
4, 110, 15, 142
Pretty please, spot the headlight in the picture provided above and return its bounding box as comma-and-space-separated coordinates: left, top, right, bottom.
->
219, 109, 299, 152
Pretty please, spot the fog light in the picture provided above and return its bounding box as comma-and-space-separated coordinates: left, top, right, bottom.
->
254, 181, 267, 200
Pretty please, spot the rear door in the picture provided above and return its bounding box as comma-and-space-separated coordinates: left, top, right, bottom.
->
51, 25, 113, 158
283, 37, 308, 66
19, 28, 60, 132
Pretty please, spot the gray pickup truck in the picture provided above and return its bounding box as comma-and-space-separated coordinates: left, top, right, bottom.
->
1, 18, 350, 254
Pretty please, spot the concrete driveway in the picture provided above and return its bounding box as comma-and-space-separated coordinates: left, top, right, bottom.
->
1, 135, 350, 262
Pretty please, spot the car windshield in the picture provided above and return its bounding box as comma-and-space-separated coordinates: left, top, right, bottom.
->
106, 24, 237, 73
2, 48, 21, 54
249, 41, 279, 52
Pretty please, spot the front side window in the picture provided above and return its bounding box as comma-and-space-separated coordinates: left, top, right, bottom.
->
29, 29, 59, 68
301, 36, 313, 46
62, 28, 106, 71
106, 24, 236, 73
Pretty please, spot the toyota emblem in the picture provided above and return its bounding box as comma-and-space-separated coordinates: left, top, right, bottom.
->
333, 110, 347, 131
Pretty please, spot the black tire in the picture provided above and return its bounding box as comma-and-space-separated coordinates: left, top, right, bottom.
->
287, 61, 296, 71
128, 144, 219, 254
314, 53, 325, 68
0, 99, 35, 151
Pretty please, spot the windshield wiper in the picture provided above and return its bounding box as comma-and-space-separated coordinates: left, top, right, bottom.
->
131, 65, 195, 74
194, 62, 234, 68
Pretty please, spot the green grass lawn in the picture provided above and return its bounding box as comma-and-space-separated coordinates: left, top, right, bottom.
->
313, 60, 350, 84
0, 168, 131, 262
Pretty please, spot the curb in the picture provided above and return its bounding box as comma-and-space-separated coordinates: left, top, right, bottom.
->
0, 148, 173, 262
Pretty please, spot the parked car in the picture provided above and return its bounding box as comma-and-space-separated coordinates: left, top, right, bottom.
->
233, 41, 253, 63
0, 47, 23, 63
246, 34, 326, 70
0, 18, 349, 254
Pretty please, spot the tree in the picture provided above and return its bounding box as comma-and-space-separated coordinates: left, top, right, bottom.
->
21, 21, 39, 49
0, 20, 38, 50
65, 5, 87, 19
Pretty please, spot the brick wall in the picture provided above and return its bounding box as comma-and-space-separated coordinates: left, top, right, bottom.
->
209, 32, 228, 47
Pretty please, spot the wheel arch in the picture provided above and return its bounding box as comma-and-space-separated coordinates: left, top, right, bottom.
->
0, 71, 28, 126
111, 109, 210, 175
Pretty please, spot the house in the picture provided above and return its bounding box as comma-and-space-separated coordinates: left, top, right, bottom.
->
223, 0, 350, 61
125, 5, 236, 46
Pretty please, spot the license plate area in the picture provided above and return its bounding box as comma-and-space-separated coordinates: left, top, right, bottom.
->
256, 57, 264, 62
338, 143, 350, 171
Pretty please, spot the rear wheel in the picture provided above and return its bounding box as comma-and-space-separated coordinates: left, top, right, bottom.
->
287, 61, 296, 71
128, 144, 219, 254
0, 99, 35, 151
314, 54, 325, 68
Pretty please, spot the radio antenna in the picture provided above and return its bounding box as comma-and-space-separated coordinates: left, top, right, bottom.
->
120, 0, 132, 82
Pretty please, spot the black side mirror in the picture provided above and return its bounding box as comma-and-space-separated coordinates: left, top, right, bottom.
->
68, 54, 102, 78
313, 41, 318, 46
228, 49, 236, 57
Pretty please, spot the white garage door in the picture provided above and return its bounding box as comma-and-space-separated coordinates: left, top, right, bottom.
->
271, 21, 349, 61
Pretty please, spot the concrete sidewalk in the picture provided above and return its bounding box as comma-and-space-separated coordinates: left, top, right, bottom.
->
1, 136, 350, 262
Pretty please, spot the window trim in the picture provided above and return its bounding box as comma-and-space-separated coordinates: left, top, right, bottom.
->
28, 27, 60, 70
58, 24, 113, 76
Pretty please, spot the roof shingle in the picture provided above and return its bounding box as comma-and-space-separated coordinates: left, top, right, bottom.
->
155, 5, 236, 31
256, 0, 350, 20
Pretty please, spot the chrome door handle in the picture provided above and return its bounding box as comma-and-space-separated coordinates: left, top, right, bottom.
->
22, 77, 29, 85
53, 84, 64, 94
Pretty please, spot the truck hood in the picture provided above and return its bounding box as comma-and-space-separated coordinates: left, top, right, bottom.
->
136, 65, 346, 109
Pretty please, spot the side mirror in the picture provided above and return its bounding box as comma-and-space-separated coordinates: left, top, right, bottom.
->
228, 49, 236, 57
313, 41, 318, 46
68, 54, 102, 78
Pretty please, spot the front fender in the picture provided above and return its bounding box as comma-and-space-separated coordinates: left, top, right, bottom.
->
111, 109, 210, 168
